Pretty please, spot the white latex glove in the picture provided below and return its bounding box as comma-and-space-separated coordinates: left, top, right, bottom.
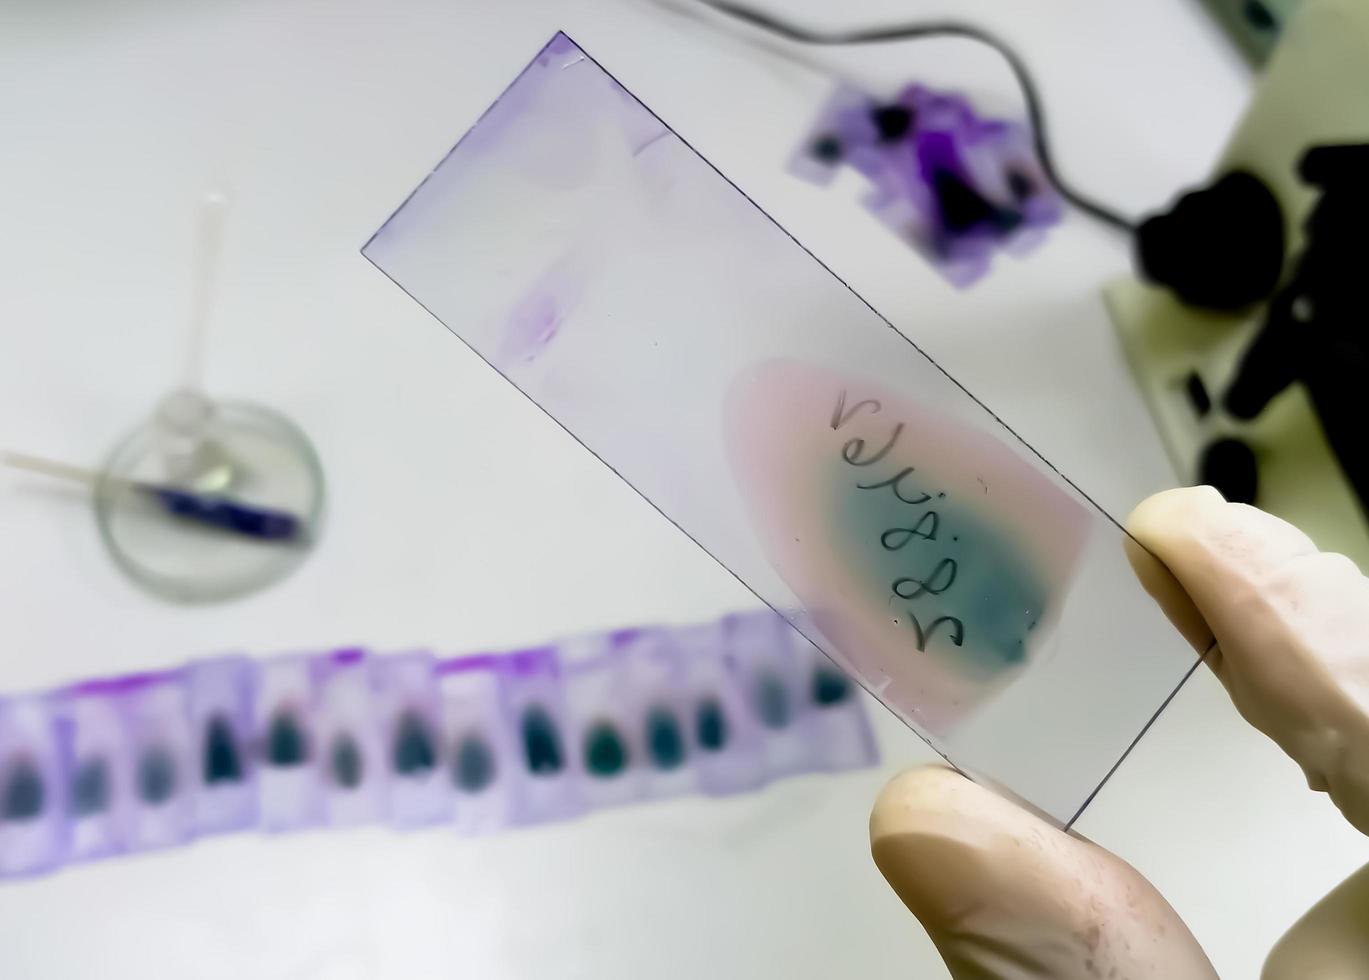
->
870, 486, 1369, 979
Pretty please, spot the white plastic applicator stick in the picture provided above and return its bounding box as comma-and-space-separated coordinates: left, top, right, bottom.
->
183, 189, 229, 393
2, 450, 148, 493
2, 450, 102, 486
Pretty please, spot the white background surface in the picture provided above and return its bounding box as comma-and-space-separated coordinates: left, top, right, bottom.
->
2, 0, 1366, 977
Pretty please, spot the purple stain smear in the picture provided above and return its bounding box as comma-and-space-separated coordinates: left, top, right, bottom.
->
540, 32, 582, 63
631, 127, 670, 158
65, 671, 180, 698
496, 256, 592, 367
501, 290, 565, 362
0, 611, 877, 880
790, 83, 1062, 287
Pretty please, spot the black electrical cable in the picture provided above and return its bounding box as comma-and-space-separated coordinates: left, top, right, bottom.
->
693, 0, 1138, 233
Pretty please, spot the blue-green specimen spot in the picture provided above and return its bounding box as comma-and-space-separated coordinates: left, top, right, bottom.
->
754, 672, 790, 729
645, 707, 686, 770
812, 134, 843, 163
453, 734, 497, 792
521, 706, 564, 776
266, 711, 309, 767
695, 698, 728, 751
583, 721, 628, 778
2, 759, 45, 820
330, 733, 364, 789
812, 667, 852, 706
392, 711, 437, 776
137, 746, 177, 805
71, 757, 110, 817
203, 714, 243, 784
829, 458, 1049, 675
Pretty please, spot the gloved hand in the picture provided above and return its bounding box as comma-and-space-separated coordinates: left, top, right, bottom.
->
869, 485, 1369, 979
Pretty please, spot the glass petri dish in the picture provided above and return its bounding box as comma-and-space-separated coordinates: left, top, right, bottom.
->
94, 396, 325, 603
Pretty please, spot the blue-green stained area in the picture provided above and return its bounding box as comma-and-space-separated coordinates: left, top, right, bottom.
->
453, 734, 497, 792
137, 746, 178, 805
811, 667, 852, 706
266, 711, 309, 767
71, 758, 110, 817
2, 759, 45, 820
645, 707, 686, 770
753, 673, 790, 729
330, 733, 364, 789
392, 712, 437, 776
203, 715, 244, 784
695, 698, 728, 751
583, 721, 628, 778
829, 460, 1051, 676
521, 706, 564, 775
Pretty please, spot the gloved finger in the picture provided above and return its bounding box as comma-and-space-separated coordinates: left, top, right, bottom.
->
1126, 487, 1320, 662
1263, 861, 1369, 980
1125, 485, 1369, 836
870, 765, 1216, 980
1121, 488, 1221, 654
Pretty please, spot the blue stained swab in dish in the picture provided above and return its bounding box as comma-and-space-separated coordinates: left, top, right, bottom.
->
2, 450, 303, 544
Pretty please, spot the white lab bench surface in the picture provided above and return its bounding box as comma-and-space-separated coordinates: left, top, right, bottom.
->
2, 0, 1365, 977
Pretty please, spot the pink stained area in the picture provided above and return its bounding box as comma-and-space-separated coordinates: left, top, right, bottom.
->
724, 358, 1090, 735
